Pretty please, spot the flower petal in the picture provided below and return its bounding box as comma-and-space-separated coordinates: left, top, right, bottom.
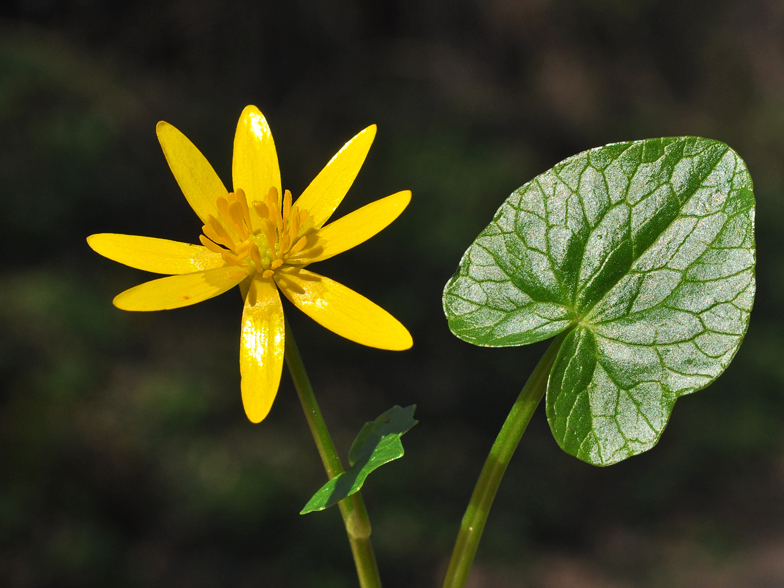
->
276, 268, 412, 350
294, 125, 376, 230
87, 233, 224, 274
240, 276, 285, 423
239, 275, 253, 301
156, 121, 236, 238
113, 266, 244, 311
232, 105, 282, 229
302, 191, 411, 263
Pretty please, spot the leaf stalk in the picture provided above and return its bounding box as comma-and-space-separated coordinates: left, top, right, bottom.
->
441, 331, 568, 588
284, 318, 382, 588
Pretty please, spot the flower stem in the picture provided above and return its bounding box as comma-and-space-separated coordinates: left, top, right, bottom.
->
284, 318, 382, 588
441, 332, 567, 588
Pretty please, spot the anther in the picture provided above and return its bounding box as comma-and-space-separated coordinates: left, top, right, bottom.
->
262, 269, 274, 279
228, 200, 248, 239
270, 259, 283, 270
250, 247, 264, 273
216, 197, 230, 221
203, 224, 232, 250
266, 187, 283, 227
253, 201, 270, 219
267, 186, 279, 204
206, 215, 236, 250
234, 242, 251, 258
283, 189, 292, 221
199, 234, 224, 253
261, 219, 277, 255
235, 189, 252, 229
221, 251, 239, 266
289, 205, 301, 235
289, 235, 308, 254
287, 220, 299, 248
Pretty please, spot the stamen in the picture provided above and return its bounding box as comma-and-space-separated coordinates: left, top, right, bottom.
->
293, 234, 324, 260
283, 189, 292, 221
235, 189, 252, 231
253, 201, 269, 219
234, 242, 252, 258
262, 269, 274, 279
289, 236, 308, 254
221, 251, 243, 266
228, 201, 248, 239
199, 234, 224, 254
216, 196, 230, 221
203, 224, 233, 250
261, 219, 278, 256
270, 259, 283, 270
289, 205, 301, 236
266, 186, 279, 205
206, 215, 236, 250
287, 218, 300, 248
249, 244, 263, 272
280, 234, 291, 253
266, 187, 283, 228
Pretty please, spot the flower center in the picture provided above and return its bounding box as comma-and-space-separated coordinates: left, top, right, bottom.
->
198, 187, 322, 280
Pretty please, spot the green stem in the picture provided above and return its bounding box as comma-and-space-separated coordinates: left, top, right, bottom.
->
441, 332, 568, 588
284, 318, 382, 588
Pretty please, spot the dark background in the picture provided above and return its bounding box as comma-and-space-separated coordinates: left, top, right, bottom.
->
3, 1, 784, 586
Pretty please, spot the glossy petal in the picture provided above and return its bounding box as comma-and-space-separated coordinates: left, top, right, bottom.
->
276, 268, 412, 350
239, 275, 253, 301
232, 105, 282, 228
304, 191, 411, 263
156, 121, 236, 239
113, 265, 244, 311
240, 276, 285, 423
87, 233, 224, 274
294, 125, 376, 230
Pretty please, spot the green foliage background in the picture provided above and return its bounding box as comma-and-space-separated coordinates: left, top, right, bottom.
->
2, 1, 784, 586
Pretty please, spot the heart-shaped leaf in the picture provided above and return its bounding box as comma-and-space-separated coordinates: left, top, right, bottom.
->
443, 138, 755, 466
301, 405, 417, 514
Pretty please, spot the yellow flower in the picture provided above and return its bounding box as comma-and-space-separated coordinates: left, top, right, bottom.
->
88, 106, 412, 423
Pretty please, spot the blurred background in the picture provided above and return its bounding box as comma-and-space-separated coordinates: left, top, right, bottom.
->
2, 0, 784, 586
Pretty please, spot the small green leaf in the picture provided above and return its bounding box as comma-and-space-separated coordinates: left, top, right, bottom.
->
444, 137, 755, 466
301, 405, 417, 514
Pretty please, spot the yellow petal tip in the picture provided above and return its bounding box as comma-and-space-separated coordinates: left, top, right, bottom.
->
390, 329, 414, 351
240, 378, 276, 424
243, 404, 270, 424
241, 104, 262, 117
364, 124, 377, 140
111, 293, 132, 311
